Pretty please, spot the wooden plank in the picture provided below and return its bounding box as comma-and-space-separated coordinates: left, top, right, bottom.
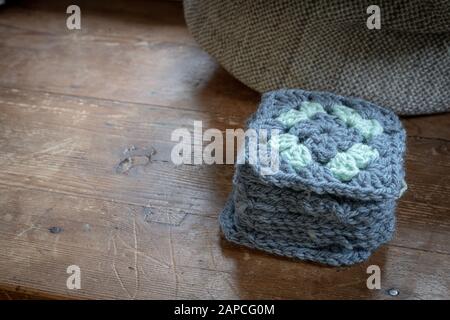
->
402, 114, 450, 141
0, 289, 55, 300
0, 0, 260, 115
0, 0, 195, 45
0, 186, 449, 299
0, 87, 236, 218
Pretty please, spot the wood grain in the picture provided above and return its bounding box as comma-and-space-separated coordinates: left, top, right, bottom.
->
0, 0, 449, 299
0, 0, 259, 116
1, 186, 449, 300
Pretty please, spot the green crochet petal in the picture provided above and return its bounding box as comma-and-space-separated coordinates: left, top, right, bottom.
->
276, 109, 308, 127
327, 152, 359, 182
269, 133, 299, 152
276, 101, 325, 128
280, 144, 312, 171
301, 101, 325, 117
331, 104, 383, 140
327, 143, 379, 181
331, 104, 360, 126
346, 143, 379, 168
354, 119, 384, 140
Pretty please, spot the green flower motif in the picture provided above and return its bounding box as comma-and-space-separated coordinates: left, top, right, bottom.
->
272, 102, 382, 180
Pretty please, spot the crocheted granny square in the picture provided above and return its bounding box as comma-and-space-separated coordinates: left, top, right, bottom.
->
220, 89, 407, 266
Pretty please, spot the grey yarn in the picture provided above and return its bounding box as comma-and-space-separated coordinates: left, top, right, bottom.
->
219, 89, 407, 266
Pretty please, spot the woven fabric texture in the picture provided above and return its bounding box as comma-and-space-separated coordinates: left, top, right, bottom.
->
184, 0, 450, 115
219, 89, 407, 266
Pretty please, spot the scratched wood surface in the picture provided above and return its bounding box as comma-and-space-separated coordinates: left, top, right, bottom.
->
0, 0, 449, 300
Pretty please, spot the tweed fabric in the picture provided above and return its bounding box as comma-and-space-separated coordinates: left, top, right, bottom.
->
219, 89, 407, 266
184, 0, 450, 115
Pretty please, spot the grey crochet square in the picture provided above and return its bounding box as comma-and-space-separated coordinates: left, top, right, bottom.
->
219, 89, 407, 266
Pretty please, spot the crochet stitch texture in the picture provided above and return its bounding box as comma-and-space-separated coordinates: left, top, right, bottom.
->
219, 89, 407, 266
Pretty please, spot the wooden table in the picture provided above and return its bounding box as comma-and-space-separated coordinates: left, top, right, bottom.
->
0, 0, 449, 299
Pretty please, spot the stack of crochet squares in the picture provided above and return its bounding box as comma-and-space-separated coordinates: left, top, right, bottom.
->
220, 89, 407, 266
